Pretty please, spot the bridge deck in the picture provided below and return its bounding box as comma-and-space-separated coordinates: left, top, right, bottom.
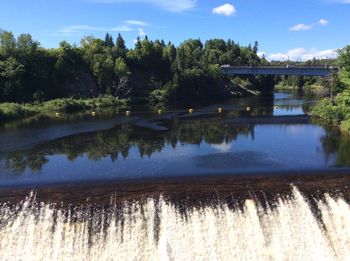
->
221, 66, 337, 77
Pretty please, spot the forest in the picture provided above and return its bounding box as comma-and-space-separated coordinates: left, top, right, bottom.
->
0, 30, 273, 106
2, 29, 349, 130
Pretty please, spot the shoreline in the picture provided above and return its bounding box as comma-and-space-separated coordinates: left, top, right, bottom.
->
0, 95, 129, 123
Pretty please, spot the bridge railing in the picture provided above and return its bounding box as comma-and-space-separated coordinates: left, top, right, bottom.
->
220, 65, 338, 77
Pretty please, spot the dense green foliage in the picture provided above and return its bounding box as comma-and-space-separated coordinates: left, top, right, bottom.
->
311, 45, 350, 132
0, 30, 270, 107
311, 90, 350, 121
338, 46, 350, 89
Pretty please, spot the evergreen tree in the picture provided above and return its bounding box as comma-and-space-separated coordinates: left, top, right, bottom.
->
115, 33, 127, 57
104, 33, 114, 48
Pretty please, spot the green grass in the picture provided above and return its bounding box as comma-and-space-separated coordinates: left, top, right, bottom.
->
0, 103, 37, 121
0, 95, 129, 122
39, 96, 128, 112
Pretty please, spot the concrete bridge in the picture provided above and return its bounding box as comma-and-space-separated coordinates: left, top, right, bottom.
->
221, 66, 338, 77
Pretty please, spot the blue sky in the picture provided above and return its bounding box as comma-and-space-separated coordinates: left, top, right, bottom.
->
1, 0, 350, 60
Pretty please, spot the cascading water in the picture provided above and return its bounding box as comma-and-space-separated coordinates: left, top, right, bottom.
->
0, 187, 349, 261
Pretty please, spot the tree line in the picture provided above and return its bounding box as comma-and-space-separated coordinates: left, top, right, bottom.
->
268, 58, 337, 89
0, 30, 273, 104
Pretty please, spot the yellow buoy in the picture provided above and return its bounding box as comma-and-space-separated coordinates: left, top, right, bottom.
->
91, 111, 96, 116
55, 112, 60, 117
125, 111, 131, 116
158, 109, 162, 115
218, 108, 223, 113
246, 107, 251, 112
188, 108, 194, 114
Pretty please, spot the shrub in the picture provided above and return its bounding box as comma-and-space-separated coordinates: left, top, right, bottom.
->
149, 89, 169, 103
0, 103, 36, 121
341, 120, 350, 132
311, 90, 350, 130
40, 98, 84, 113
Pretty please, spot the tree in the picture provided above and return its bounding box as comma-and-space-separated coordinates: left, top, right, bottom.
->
0, 30, 16, 55
176, 39, 203, 70
91, 53, 115, 93
104, 33, 114, 48
116, 34, 126, 51
80, 35, 96, 49
17, 33, 39, 52
338, 45, 350, 89
114, 57, 131, 97
0, 57, 25, 101
253, 41, 259, 54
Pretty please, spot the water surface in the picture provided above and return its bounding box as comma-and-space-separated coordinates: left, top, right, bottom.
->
0, 91, 349, 186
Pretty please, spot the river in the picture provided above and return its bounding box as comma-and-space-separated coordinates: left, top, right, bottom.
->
0, 91, 350, 260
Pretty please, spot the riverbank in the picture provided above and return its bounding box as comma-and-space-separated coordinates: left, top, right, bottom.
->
0, 96, 129, 122
0, 88, 260, 123
310, 90, 350, 132
275, 83, 329, 94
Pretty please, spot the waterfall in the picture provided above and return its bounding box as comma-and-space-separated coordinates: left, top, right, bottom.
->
0, 187, 349, 261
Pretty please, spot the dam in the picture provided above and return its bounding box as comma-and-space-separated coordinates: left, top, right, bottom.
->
1, 174, 350, 261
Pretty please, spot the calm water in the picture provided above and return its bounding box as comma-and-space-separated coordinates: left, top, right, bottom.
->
0, 91, 349, 186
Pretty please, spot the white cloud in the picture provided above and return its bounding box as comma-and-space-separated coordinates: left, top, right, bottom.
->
91, 0, 196, 12
57, 19, 150, 36
317, 19, 329, 26
138, 28, 147, 38
289, 19, 329, 32
212, 3, 236, 16
112, 25, 134, 32
211, 142, 231, 152
57, 25, 134, 35
133, 28, 147, 43
125, 20, 149, 26
257, 52, 266, 58
267, 48, 338, 61
289, 23, 313, 31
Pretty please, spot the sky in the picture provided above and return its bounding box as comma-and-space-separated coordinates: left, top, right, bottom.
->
0, 0, 350, 60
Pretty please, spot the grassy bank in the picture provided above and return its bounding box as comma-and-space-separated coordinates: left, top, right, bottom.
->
310, 90, 350, 132
0, 96, 129, 122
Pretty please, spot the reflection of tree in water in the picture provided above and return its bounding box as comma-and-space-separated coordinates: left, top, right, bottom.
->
5, 117, 254, 173
6, 153, 48, 173
321, 128, 350, 166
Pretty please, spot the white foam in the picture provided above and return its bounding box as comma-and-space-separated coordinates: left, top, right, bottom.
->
0, 187, 348, 261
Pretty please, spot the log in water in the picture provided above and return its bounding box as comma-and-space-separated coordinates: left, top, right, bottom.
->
0, 186, 349, 261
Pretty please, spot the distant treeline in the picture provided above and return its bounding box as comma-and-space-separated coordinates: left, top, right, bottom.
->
270, 59, 337, 89
0, 30, 277, 104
